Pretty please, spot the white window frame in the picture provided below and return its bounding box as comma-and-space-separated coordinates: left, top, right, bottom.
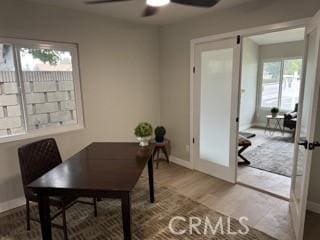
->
258, 56, 303, 112
0, 37, 84, 143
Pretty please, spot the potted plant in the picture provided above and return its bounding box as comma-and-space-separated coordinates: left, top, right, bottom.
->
271, 107, 279, 117
155, 126, 166, 143
134, 122, 153, 147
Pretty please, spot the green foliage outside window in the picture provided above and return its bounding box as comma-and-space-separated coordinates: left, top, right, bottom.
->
26, 49, 61, 65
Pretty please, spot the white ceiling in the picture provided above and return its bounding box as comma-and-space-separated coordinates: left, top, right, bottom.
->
26, 0, 256, 25
248, 28, 305, 45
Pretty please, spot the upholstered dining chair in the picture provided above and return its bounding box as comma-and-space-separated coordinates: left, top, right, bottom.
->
18, 138, 97, 240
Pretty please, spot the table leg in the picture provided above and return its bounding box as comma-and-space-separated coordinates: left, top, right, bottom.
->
265, 119, 270, 134
121, 192, 131, 240
156, 149, 160, 169
38, 193, 52, 240
148, 156, 155, 203
275, 119, 282, 135
238, 146, 251, 165
161, 147, 170, 164
277, 119, 281, 133
270, 119, 276, 136
278, 119, 284, 135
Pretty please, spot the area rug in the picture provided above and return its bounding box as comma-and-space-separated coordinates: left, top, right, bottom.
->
0, 179, 274, 240
243, 136, 303, 177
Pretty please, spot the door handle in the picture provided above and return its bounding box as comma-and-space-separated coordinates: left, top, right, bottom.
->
309, 141, 320, 150
298, 139, 308, 149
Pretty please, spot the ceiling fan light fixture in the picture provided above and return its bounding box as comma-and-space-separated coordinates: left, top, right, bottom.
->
146, 0, 170, 7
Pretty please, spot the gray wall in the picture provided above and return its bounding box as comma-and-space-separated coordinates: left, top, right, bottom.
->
239, 38, 259, 130
259, 40, 305, 60
159, 0, 320, 161
0, 0, 160, 205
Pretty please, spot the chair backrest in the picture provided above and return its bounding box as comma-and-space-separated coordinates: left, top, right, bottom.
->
18, 138, 62, 198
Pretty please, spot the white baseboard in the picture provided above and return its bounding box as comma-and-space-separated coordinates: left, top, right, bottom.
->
170, 156, 193, 169
307, 201, 320, 214
239, 124, 253, 131
249, 122, 269, 129
0, 196, 25, 213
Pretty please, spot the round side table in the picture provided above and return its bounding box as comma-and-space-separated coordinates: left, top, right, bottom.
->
265, 114, 285, 135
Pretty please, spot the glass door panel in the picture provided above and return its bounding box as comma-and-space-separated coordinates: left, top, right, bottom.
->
194, 37, 240, 183
200, 48, 233, 167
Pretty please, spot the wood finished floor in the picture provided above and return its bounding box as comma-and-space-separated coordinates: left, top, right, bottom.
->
238, 127, 292, 199
2, 161, 318, 239
144, 162, 295, 240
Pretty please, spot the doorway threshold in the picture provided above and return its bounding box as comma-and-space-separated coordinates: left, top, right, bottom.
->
237, 166, 291, 200
237, 180, 289, 201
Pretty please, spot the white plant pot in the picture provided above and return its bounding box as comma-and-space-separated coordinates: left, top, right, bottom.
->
137, 136, 151, 147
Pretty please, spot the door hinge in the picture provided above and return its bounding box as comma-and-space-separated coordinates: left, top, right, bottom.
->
309, 141, 320, 150
237, 35, 241, 44
236, 117, 239, 123
193, 66, 196, 73
193, 138, 195, 144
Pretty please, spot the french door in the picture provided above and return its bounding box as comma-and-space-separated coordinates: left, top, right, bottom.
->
193, 37, 241, 183
290, 10, 320, 240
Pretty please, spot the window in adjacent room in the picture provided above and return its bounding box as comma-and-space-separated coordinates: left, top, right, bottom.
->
0, 38, 83, 142
260, 58, 302, 110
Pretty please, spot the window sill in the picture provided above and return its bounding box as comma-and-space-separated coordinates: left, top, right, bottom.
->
259, 107, 292, 112
0, 124, 85, 144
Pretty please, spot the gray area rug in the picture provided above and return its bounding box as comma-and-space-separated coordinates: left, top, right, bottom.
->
0, 178, 274, 240
243, 136, 303, 177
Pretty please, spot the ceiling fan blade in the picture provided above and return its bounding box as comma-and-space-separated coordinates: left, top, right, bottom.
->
171, 0, 220, 7
142, 6, 159, 17
85, 0, 131, 4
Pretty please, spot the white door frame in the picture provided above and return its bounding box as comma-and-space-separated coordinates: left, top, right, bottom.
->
290, 10, 320, 240
190, 18, 310, 173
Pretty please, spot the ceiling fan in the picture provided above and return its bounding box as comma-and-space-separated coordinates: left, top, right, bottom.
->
85, 0, 220, 17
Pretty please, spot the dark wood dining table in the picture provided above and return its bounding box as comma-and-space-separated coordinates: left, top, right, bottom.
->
28, 142, 155, 240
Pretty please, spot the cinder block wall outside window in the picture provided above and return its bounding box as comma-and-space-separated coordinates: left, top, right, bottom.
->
0, 71, 77, 136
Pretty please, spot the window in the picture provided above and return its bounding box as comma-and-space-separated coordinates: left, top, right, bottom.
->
260, 58, 302, 110
0, 38, 83, 142
281, 59, 303, 110
261, 61, 281, 108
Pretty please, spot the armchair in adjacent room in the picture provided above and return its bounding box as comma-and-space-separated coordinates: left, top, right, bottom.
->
283, 103, 298, 136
